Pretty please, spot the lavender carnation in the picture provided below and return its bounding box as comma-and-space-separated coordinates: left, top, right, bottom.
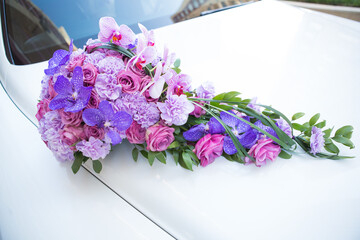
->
45, 128, 75, 162
196, 82, 215, 99
114, 93, 160, 128
39, 75, 51, 99
76, 137, 110, 160
84, 51, 106, 66
276, 118, 292, 138
157, 94, 195, 126
310, 126, 325, 154
95, 73, 122, 100
38, 111, 63, 138
97, 56, 125, 74
38, 112, 74, 162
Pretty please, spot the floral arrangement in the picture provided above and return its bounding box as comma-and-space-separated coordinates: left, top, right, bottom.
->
36, 17, 355, 173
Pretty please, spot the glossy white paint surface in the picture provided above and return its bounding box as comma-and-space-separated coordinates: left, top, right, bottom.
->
1, 0, 360, 239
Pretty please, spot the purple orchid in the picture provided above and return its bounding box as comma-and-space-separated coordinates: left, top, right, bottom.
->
44, 40, 73, 75
220, 111, 279, 154
49, 66, 92, 113
183, 117, 225, 141
82, 101, 132, 145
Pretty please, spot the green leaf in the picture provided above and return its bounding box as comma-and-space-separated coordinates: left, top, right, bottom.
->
343, 131, 353, 139
155, 152, 166, 164
168, 141, 180, 149
172, 151, 179, 165
172, 67, 181, 74
148, 151, 156, 166
213, 92, 226, 101
309, 113, 320, 126
302, 122, 310, 129
224, 91, 241, 100
181, 152, 193, 171
335, 125, 354, 138
185, 150, 200, 166
332, 136, 355, 149
292, 123, 307, 132
316, 153, 354, 160
278, 150, 292, 159
174, 58, 181, 68
292, 112, 305, 121
92, 160, 102, 173
132, 148, 139, 162
140, 150, 148, 158
323, 128, 333, 138
315, 120, 326, 129
71, 151, 85, 174
173, 126, 181, 135
324, 142, 340, 154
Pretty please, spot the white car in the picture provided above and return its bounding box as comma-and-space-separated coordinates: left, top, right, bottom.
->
1, 0, 360, 239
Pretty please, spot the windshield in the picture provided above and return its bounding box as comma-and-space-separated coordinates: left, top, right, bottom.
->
2, 0, 250, 65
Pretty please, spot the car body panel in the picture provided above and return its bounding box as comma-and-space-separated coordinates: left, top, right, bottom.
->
1, 0, 360, 239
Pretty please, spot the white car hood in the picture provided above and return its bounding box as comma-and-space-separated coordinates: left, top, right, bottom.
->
2, 0, 360, 239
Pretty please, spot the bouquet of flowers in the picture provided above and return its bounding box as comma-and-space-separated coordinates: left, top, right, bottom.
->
36, 17, 355, 174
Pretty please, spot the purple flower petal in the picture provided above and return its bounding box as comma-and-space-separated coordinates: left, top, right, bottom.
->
236, 116, 251, 133
107, 130, 122, 145
54, 75, 72, 95
254, 120, 278, 138
71, 66, 84, 91
49, 95, 71, 110
208, 117, 225, 134
183, 124, 206, 141
44, 66, 60, 76
99, 101, 115, 120
238, 129, 259, 149
223, 135, 238, 155
112, 111, 133, 131
220, 111, 239, 129
49, 49, 68, 67
83, 108, 105, 127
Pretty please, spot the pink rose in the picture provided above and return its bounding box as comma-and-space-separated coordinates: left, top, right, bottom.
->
244, 138, 281, 167
194, 134, 224, 167
59, 109, 83, 126
82, 63, 98, 86
35, 99, 50, 121
146, 124, 175, 152
66, 53, 85, 72
190, 100, 206, 118
85, 90, 100, 109
60, 125, 86, 147
139, 76, 158, 102
48, 78, 57, 100
84, 125, 105, 140
117, 70, 140, 94
126, 122, 146, 144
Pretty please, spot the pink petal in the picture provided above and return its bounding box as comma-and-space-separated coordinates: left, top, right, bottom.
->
98, 17, 118, 42
119, 24, 136, 46
149, 77, 165, 99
